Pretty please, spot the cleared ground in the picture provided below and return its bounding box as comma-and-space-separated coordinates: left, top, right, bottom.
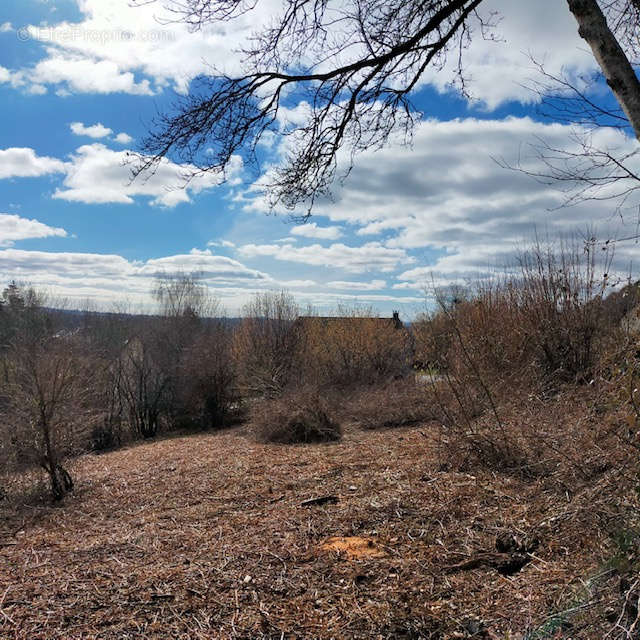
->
0, 423, 625, 639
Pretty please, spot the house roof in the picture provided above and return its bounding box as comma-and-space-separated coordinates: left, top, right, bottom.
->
295, 312, 404, 330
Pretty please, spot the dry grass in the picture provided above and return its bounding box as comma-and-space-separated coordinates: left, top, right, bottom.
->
0, 414, 634, 639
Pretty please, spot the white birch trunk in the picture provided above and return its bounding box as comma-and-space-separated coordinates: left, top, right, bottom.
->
567, 0, 640, 140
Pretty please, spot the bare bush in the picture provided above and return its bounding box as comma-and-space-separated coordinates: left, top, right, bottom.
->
296, 305, 412, 388
345, 379, 436, 430
92, 360, 126, 451
412, 309, 453, 373
175, 323, 239, 430
233, 291, 299, 397
252, 390, 342, 444
116, 335, 170, 439
416, 236, 616, 473
149, 275, 239, 430
515, 237, 614, 383
2, 286, 99, 500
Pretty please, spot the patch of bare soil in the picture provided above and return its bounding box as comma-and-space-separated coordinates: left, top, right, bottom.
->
0, 422, 631, 639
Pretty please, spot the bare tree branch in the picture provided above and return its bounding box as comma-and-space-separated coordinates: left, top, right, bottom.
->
132, 0, 640, 215
133, 0, 490, 215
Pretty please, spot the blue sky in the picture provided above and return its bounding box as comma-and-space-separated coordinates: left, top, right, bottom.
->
0, 0, 638, 316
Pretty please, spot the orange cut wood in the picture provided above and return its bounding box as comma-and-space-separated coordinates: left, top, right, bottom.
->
319, 536, 387, 558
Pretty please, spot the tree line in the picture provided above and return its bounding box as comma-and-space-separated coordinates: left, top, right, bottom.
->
0, 279, 411, 501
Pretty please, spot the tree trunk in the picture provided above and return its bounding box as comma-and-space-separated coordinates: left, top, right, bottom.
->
566, 0, 640, 140
40, 418, 73, 501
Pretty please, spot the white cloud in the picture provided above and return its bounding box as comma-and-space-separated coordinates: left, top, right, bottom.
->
0, 66, 10, 83
138, 248, 268, 281
8, 0, 280, 95
70, 121, 113, 138
0, 148, 66, 179
327, 279, 387, 291
27, 83, 47, 95
291, 291, 424, 307
276, 102, 313, 128
0, 247, 270, 308
114, 132, 133, 144
208, 239, 236, 248
290, 222, 343, 240
0, 141, 242, 208
0, 246, 420, 312
278, 279, 317, 288
421, 0, 597, 109
52, 143, 242, 207
0, 22, 12, 33
4, 0, 600, 107
27, 51, 153, 95
247, 115, 640, 289
238, 241, 412, 273
0, 214, 67, 247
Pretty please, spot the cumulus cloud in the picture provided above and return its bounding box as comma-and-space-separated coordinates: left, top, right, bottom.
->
138, 248, 268, 281
0, 214, 67, 247
0, 246, 420, 312
70, 121, 113, 138
421, 0, 596, 109
208, 239, 236, 249
0, 247, 269, 306
8, 0, 280, 95
278, 279, 317, 288
0, 140, 242, 207
246, 115, 640, 289
327, 279, 387, 291
26, 51, 153, 95
52, 143, 242, 207
290, 222, 343, 240
4, 0, 600, 107
238, 242, 412, 273
0, 147, 66, 179
114, 132, 133, 144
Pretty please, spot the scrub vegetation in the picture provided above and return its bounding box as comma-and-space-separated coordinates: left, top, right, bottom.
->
2, 239, 640, 637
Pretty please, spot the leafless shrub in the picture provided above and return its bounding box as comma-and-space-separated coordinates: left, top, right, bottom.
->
175, 323, 239, 430
417, 236, 617, 474
345, 379, 436, 430
116, 334, 170, 439
252, 389, 342, 444
2, 287, 100, 500
412, 308, 454, 373
515, 236, 614, 383
91, 359, 126, 451
296, 305, 412, 388
233, 291, 299, 397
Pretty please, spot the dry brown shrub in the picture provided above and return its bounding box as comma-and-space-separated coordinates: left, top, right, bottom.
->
411, 309, 452, 371
232, 291, 299, 397
173, 324, 239, 430
296, 305, 412, 388
252, 390, 342, 444
345, 379, 437, 430
419, 238, 615, 389
409, 238, 620, 476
